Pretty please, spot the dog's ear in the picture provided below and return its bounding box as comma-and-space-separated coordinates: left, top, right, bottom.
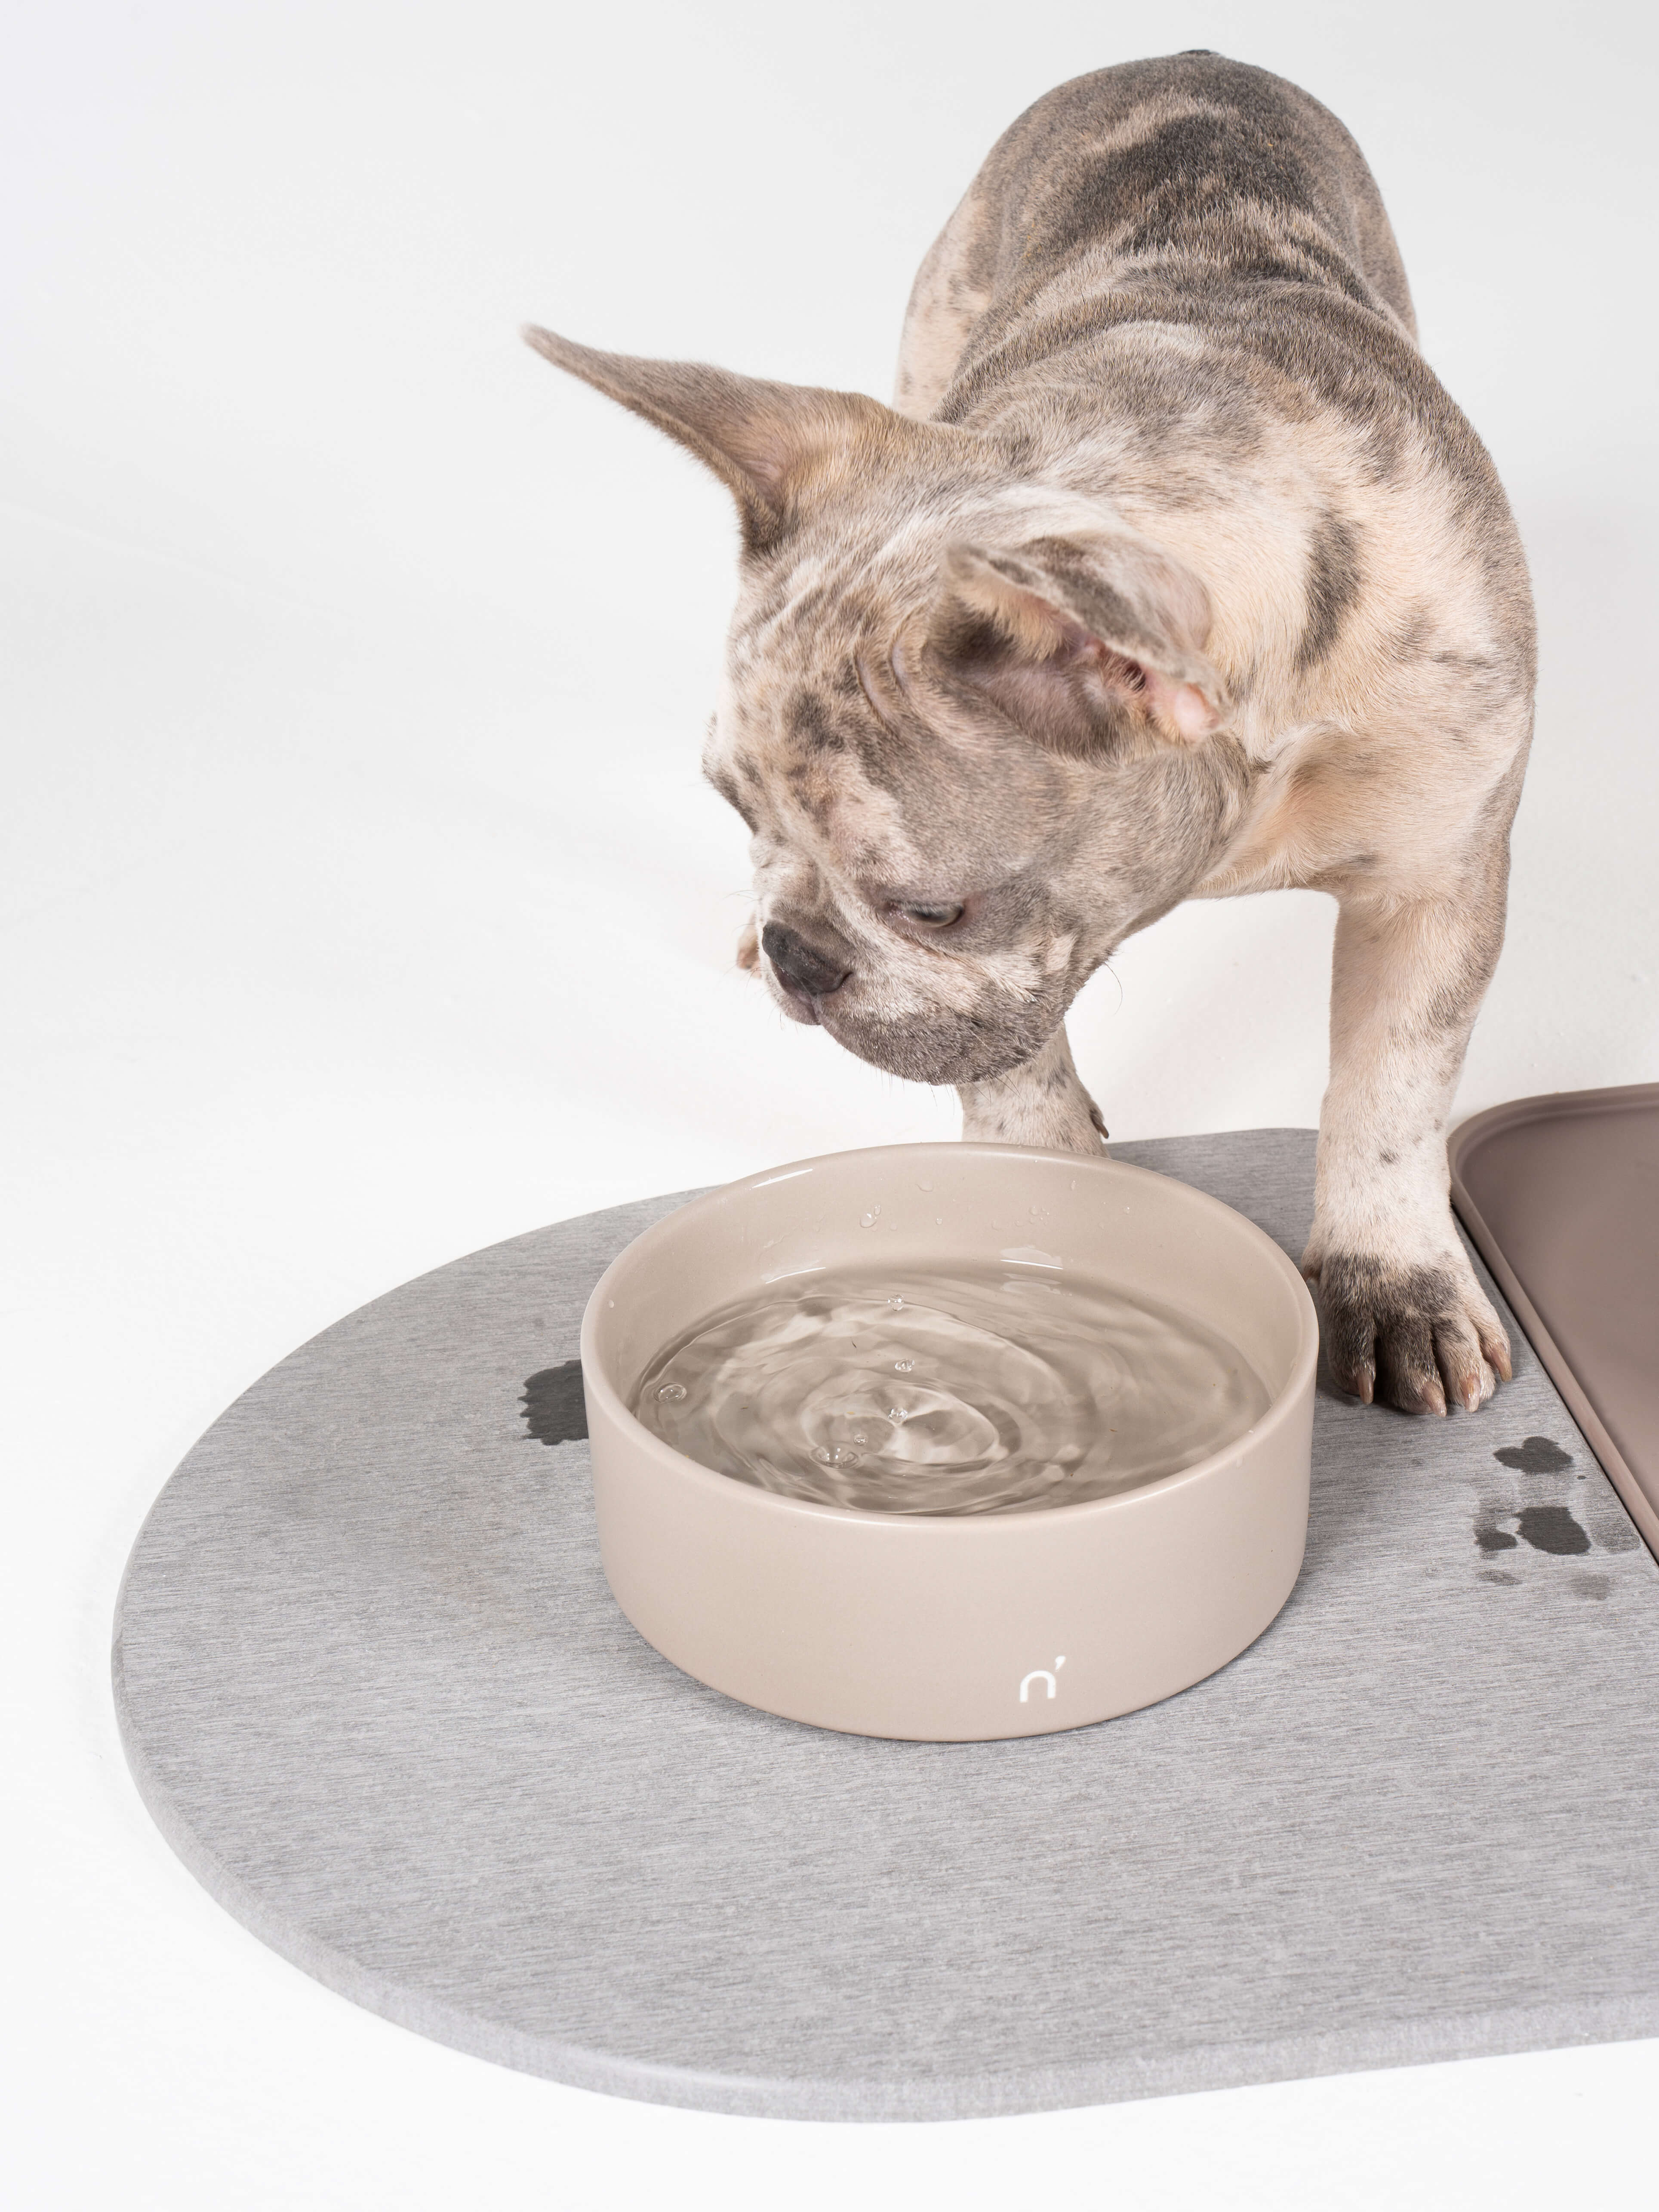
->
924, 532, 1226, 753
523, 326, 886, 556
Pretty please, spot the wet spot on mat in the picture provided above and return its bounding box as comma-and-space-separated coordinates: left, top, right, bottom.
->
1475, 1496, 1596, 1559
1474, 1501, 1519, 1553
522, 1359, 587, 1445
1585, 1507, 1642, 1555
1493, 1436, 1573, 1474
1514, 1504, 1591, 1556
1479, 1569, 1520, 1587
1568, 1572, 1612, 1601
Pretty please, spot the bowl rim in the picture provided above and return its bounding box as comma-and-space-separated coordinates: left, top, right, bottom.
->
579, 1140, 1319, 1533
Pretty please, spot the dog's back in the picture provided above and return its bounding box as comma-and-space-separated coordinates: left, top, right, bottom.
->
899, 54, 1416, 413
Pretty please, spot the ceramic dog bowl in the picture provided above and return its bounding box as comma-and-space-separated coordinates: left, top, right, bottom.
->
580, 1143, 1317, 1741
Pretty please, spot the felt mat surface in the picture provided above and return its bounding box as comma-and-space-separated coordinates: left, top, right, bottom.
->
112, 1131, 1659, 2120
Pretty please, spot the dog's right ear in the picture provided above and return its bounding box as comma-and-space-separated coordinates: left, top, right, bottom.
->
923, 532, 1227, 754
523, 327, 886, 557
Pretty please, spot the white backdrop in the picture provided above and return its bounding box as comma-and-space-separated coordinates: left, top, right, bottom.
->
5, 3, 1658, 2206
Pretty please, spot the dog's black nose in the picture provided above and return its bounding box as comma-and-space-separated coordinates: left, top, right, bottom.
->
760, 921, 851, 999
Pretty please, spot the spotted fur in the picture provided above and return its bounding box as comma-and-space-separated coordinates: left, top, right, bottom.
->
525, 52, 1534, 1415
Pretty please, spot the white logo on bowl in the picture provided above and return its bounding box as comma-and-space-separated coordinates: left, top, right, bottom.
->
1019, 1657, 1067, 1702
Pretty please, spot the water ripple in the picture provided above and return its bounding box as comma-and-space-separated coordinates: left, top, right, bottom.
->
634, 1264, 1268, 1516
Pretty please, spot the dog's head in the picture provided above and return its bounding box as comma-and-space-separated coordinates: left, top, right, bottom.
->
527, 330, 1236, 1086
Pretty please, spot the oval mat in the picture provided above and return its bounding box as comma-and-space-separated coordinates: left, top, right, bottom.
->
113, 1132, 1659, 2120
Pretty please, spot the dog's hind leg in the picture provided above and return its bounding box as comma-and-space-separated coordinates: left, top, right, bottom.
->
957, 1025, 1107, 1154
1303, 860, 1515, 1415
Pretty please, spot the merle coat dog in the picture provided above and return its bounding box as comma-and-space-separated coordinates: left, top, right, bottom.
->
527, 52, 1533, 1417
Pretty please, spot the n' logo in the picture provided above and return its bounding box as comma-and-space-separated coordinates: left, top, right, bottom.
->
1019, 1656, 1067, 1703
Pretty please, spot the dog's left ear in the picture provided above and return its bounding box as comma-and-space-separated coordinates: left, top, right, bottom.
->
523, 325, 887, 556
925, 532, 1226, 753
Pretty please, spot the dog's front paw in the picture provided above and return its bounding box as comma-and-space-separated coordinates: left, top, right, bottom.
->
1304, 1247, 1512, 1415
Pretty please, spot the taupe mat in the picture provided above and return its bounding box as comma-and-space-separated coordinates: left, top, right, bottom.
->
1453, 1084, 1659, 1559
112, 1132, 1659, 2122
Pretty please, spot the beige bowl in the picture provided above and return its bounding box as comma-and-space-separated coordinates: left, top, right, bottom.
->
581, 1143, 1317, 1742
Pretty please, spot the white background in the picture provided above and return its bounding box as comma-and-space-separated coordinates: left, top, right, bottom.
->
5, 2, 1657, 2205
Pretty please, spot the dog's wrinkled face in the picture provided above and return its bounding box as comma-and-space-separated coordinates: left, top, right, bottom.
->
714, 537, 1247, 1084
707, 563, 1108, 1085
526, 328, 1241, 1088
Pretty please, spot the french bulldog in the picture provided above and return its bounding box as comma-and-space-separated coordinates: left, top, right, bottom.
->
526, 51, 1533, 1417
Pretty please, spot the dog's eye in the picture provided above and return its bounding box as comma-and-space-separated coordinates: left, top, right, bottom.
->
895, 902, 964, 929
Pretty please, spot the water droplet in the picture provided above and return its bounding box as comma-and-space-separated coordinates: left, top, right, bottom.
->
887, 1409, 905, 1423
888, 1295, 904, 1309
860, 1207, 881, 1227
894, 1359, 914, 1372
853, 1433, 868, 1446
656, 1382, 686, 1402
813, 1446, 833, 1464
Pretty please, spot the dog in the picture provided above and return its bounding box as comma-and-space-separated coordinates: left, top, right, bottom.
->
526, 52, 1533, 1418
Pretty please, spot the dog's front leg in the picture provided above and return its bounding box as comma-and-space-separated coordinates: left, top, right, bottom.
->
1305, 886, 1512, 1414
957, 1026, 1108, 1155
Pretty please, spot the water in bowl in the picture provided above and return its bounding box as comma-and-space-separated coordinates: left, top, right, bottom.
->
633, 1263, 1269, 1515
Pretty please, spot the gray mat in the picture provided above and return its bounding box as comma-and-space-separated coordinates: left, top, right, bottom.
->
112, 1132, 1659, 2121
